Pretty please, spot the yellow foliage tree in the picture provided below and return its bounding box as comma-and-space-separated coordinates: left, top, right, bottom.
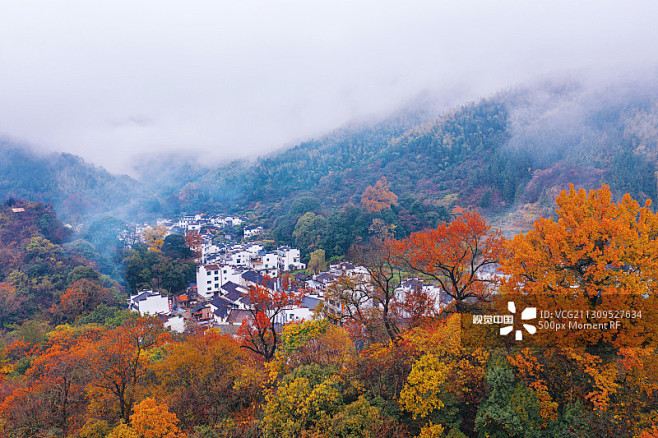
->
500, 184, 658, 349
399, 353, 448, 419
262, 371, 343, 438
129, 398, 186, 438
401, 314, 489, 434
107, 422, 139, 438
143, 226, 168, 252
361, 177, 398, 213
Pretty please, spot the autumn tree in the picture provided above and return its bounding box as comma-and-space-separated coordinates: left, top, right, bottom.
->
500, 184, 658, 348
143, 225, 168, 252
238, 278, 304, 360
0, 282, 25, 327
130, 397, 186, 438
0, 325, 102, 435
327, 238, 404, 343
270, 319, 354, 377
392, 211, 505, 311
361, 177, 398, 213
151, 330, 263, 429
400, 283, 439, 329
399, 314, 490, 435
502, 184, 658, 300
24, 344, 89, 433
50, 279, 119, 324
81, 317, 165, 422
184, 231, 202, 262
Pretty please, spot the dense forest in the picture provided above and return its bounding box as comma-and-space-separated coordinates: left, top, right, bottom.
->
0, 186, 657, 437
2, 78, 658, 251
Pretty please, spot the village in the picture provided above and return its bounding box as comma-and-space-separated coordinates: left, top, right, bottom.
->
127, 213, 450, 334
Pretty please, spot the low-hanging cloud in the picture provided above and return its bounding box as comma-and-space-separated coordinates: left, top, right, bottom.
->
0, 0, 657, 174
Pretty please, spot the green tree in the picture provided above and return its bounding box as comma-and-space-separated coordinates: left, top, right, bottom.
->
308, 249, 327, 274
162, 234, 192, 260
293, 212, 327, 255
475, 366, 543, 438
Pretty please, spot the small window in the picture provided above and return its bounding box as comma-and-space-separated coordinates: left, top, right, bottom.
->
207, 272, 212, 276
207, 280, 211, 284
215, 277, 219, 281
214, 270, 219, 275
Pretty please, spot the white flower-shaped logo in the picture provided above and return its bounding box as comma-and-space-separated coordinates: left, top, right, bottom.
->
500, 301, 536, 340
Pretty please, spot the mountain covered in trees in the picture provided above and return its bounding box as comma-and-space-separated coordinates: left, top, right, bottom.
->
2, 77, 658, 246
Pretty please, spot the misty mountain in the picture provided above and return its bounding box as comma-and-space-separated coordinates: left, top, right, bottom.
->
2, 77, 658, 237
0, 142, 155, 222
163, 78, 658, 231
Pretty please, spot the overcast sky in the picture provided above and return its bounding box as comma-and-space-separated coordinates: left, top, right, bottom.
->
1, 0, 657, 174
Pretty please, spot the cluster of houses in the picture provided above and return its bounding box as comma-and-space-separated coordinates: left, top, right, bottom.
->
120, 213, 253, 248
129, 259, 450, 335
127, 213, 452, 335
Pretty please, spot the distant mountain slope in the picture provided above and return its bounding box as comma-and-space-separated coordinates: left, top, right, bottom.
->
2, 77, 657, 237
168, 78, 658, 231
0, 142, 161, 221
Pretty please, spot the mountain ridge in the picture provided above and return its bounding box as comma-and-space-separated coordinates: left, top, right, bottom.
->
2, 76, 658, 242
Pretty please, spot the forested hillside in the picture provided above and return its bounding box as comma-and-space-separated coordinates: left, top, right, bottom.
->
0, 143, 168, 222
2, 78, 658, 250
156, 78, 658, 241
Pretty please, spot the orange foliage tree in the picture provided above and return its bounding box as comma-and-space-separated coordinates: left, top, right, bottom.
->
50, 279, 118, 324
130, 397, 186, 438
80, 317, 166, 423
238, 278, 303, 360
0, 325, 104, 435
500, 184, 658, 349
502, 184, 658, 301
152, 330, 263, 429
361, 177, 398, 213
391, 211, 505, 311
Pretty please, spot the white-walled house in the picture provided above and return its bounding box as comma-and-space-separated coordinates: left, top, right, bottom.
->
253, 253, 279, 277
196, 264, 223, 299
227, 251, 252, 267
277, 247, 305, 271
177, 215, 195, 229
196, 264, 244, 299
244, 226, 264, 239
164, 314, 186, 333
129, 291, 171, 315
243, 243, 264, 255
202, 242, 222, 262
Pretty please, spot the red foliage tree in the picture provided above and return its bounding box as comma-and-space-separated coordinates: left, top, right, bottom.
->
79, 317, 166, 422
238, 277, 303, 361
50, 279, 117, 323
391, 211, 505, 311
